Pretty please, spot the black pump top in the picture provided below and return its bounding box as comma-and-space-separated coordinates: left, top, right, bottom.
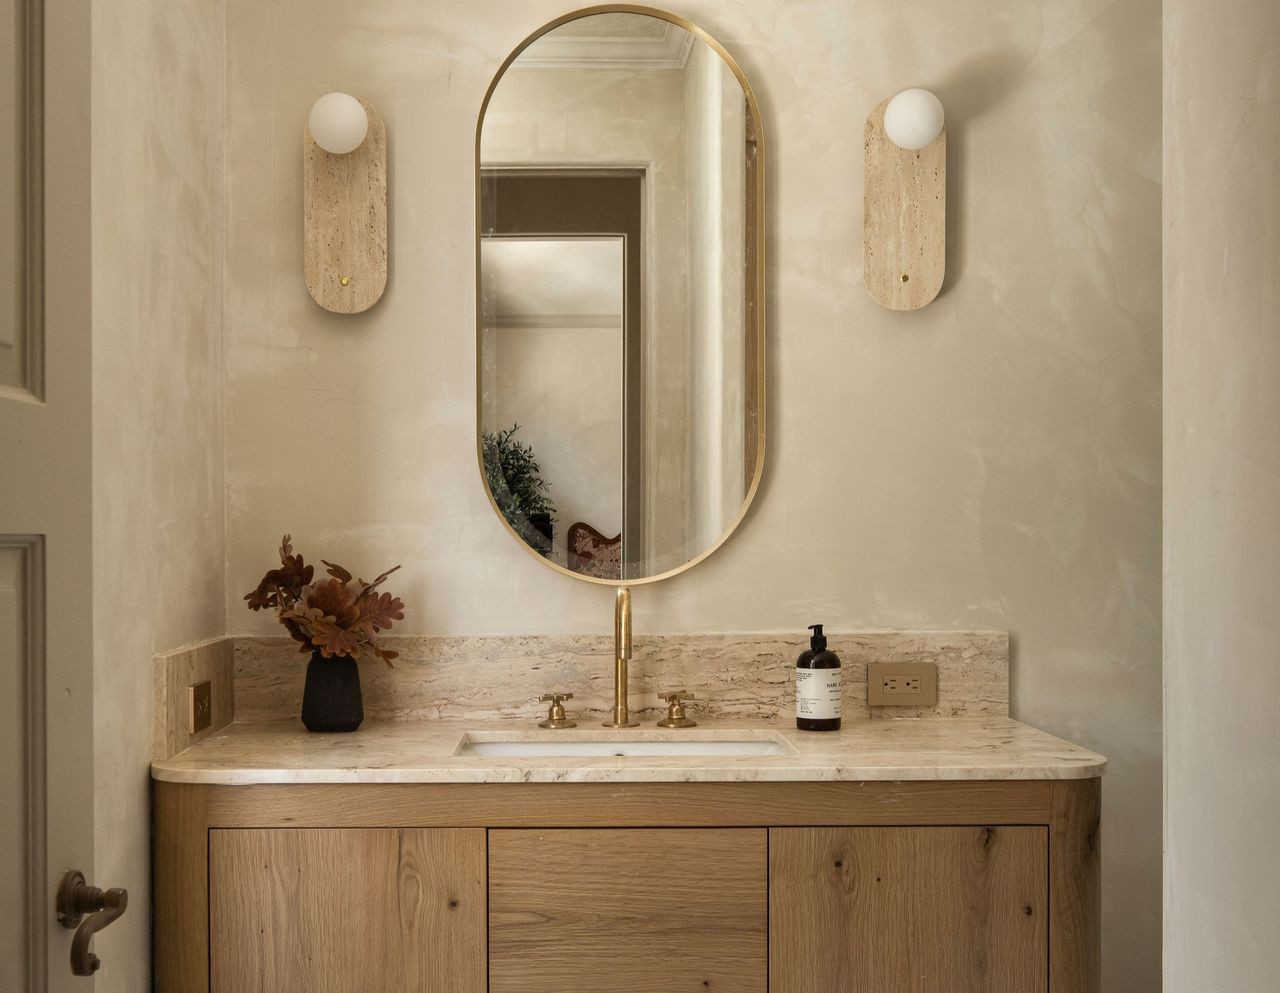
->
808, 624, 827, 650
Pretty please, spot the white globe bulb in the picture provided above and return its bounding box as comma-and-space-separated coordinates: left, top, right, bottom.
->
308, 92, 369, 154
883, 88, 945, 151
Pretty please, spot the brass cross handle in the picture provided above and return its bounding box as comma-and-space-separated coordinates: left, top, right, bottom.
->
57, 870, 129, 976
538, 692, 576, 729
657, 690, 698, 728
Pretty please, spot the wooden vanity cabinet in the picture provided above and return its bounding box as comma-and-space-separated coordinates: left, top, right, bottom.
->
489, 828, 768, 993
154, 779, 1099, 993
770, 827, 1049, 993
207, 828, 485, 993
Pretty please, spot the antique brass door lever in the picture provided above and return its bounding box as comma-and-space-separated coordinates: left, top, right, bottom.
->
57, 870, 128, 976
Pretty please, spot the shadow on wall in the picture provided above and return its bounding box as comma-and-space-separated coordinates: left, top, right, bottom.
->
935, 47, 1027, 294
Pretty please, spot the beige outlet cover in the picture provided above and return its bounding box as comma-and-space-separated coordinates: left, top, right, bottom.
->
867, 662, 939, 707
189, 680, 213, 734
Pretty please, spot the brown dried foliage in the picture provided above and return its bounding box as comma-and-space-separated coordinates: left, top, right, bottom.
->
244, 534, 404, 667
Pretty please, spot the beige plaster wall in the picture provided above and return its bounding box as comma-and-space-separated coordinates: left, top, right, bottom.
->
91, 1, 226, 986
223, 2, 1161, 986
1164, 1, 1280, 989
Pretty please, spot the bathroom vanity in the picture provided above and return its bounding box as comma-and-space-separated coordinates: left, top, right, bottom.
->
152, 718, 1103, 993
150, 9, 1100, 992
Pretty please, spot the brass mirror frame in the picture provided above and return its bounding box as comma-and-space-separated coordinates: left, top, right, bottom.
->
474, 3, 766, 587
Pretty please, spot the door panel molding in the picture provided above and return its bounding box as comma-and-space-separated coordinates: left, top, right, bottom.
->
0, 536, 47, 993
23, 0, 45, 397
1, 0, 44, 400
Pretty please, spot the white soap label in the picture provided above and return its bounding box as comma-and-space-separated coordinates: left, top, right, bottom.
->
796, 668, 842, 720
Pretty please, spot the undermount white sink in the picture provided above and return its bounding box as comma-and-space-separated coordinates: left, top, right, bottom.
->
455, 733, 796, 759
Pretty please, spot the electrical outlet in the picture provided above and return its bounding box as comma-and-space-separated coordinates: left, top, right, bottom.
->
867, 662, 938, 707
189, 680, 213, 734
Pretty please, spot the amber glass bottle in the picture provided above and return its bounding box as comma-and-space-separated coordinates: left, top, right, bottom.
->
795, 624, 842, 731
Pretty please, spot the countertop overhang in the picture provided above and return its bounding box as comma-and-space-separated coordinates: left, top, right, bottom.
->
150, 717, 1106, 785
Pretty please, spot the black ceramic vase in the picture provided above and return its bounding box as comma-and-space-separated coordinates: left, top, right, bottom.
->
300, 651, 364, 732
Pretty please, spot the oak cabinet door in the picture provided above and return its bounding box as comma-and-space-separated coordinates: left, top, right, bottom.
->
489, 827, 768, 993
770, 826, 1049, 993
209, 828, 486, 993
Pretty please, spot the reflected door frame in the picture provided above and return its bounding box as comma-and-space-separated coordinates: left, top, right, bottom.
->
480, 169, 645, 571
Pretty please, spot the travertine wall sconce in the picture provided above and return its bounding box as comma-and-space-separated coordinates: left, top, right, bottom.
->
864, 88, 946, 311
303, 92, 388, 314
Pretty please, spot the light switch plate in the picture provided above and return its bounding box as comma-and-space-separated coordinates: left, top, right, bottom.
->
189, 680, 213, 734
867, 662, 938, 707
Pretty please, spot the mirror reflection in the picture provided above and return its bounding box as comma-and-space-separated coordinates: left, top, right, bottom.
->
478, 11, 762, 582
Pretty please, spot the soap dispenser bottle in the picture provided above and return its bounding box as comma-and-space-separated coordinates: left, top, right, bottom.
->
795, 624, 842, 731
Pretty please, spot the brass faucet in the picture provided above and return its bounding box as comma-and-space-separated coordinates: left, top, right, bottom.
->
602, 586, 639, 728
657, 690, 698, 728
538, 693, 576, 729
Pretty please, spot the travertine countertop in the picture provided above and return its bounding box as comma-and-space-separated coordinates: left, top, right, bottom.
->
150, 717, 1105, 785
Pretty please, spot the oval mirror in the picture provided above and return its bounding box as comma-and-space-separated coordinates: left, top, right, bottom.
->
476, 6, 764, 584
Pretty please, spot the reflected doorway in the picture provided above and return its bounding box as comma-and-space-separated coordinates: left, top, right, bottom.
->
480, 170, 643, 578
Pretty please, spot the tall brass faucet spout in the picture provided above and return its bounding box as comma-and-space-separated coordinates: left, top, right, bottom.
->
603, 586, 639, 728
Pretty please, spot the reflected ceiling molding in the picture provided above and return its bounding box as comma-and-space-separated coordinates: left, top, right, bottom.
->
514, 22, 695, 70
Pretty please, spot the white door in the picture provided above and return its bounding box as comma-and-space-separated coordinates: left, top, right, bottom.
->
1, 1, 105, 990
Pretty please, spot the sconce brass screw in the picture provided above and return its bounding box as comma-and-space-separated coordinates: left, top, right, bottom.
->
900, 273, 910, 283
339, 276, 350, 286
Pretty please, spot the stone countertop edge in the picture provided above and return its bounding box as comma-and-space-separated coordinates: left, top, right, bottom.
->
150, 716, 1106, 785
